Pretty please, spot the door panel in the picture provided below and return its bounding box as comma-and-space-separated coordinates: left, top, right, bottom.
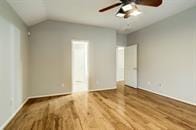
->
124, 45, 137, 88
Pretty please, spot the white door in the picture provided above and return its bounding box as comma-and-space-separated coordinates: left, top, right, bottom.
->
124, 44, 137, 88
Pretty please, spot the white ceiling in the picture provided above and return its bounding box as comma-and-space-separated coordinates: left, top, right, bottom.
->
6, 0, 196, 33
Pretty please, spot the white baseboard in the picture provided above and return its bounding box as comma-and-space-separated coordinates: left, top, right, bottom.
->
89, 87, 116, 92
139, 87, 196, 106
28, 92, 72, 99
0, 87, 116, 129
27, 87, 117, 99
0, 98, 29, 130
28, 87, 117, 99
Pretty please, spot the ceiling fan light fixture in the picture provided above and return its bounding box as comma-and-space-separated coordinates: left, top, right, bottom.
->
130, 9, 142, 16
122, 3, 133, 12
116, 13, 125, 17
116, 8, 126, 17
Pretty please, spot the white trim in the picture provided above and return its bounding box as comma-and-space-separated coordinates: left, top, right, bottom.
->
89, 87, 116, 92
139, 87, 196, 106
0, 98, 29, 130
28, 92, 72, 99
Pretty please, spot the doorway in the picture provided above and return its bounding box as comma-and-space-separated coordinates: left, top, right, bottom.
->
116, 47, 125, 82
72, 40, 89, 93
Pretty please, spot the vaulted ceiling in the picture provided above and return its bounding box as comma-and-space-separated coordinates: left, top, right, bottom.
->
6, 0, 196, 33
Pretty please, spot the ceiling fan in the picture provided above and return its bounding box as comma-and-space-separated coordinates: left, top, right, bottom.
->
99, 0, 162, 18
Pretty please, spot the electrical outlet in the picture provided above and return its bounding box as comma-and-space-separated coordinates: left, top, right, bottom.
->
10, 98, 14, 106
157, 83, 162, 87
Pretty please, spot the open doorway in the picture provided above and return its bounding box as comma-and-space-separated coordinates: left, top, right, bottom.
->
116, 47, 125, 83
72, 40, 89, 93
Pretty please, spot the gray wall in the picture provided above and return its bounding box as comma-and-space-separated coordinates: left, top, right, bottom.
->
29, 21, 117, 96
127, 7, 196, 105
0, 0, 29, 127
116, 33, 127, 47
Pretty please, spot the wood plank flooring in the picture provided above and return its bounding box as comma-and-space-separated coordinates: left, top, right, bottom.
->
5, 82, 196, 130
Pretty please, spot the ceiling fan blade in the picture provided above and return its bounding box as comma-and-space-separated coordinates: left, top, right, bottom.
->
135, 0, 162, 7
99, 2, 122, 12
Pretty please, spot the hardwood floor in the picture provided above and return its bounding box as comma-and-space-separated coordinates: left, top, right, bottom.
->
5, 82, 196, 130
